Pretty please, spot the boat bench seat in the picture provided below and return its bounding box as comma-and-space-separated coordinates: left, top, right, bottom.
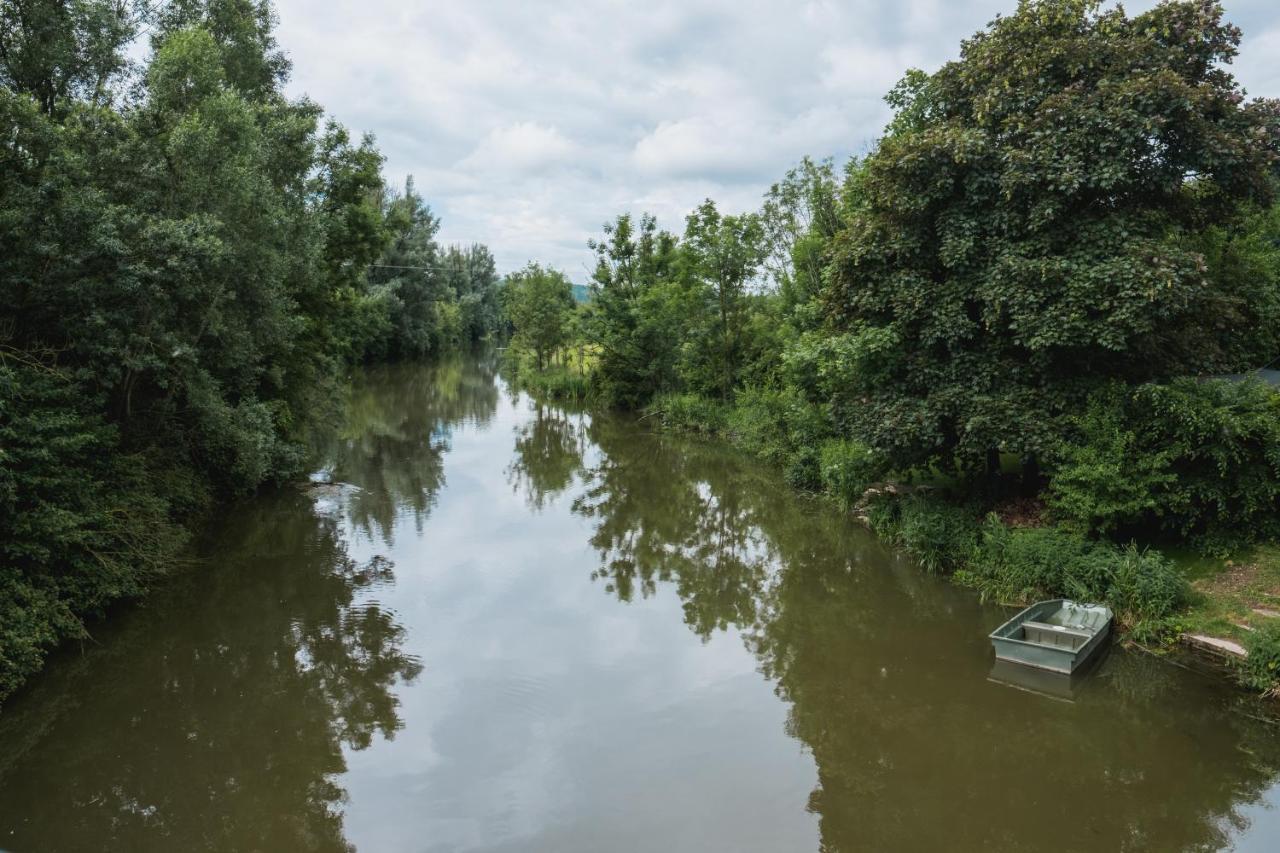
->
1021, 620, 1090, 651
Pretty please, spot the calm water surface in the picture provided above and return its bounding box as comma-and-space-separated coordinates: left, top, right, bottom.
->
3, 354, 1280, 852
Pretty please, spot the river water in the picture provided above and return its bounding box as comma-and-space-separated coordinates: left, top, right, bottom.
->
2, 354, 1280, 852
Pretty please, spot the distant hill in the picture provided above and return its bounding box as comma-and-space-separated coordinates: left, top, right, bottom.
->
571, 283, 591, 304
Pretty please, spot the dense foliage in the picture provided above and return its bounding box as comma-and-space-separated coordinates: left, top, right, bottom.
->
1048, 378, 1280, 547
0, 0, 501, 702
825, 0, 1280, 474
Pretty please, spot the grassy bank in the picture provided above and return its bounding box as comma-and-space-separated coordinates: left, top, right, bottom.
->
502, 345, 597, 403
645, 390, 1280, 696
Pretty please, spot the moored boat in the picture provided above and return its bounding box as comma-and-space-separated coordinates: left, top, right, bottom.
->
989, 599, 1113, 675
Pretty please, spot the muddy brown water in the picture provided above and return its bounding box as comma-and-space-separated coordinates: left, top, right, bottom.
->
2, 354, 1279, 852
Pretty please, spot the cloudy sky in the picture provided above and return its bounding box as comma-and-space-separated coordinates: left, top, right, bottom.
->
270, 0, 1280, 280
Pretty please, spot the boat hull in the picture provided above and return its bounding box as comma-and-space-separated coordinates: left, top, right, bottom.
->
989, 599, 1113, 675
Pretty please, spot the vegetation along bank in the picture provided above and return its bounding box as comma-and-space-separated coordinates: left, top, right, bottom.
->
0, 1, 504, 703
500, 0, 1280, 694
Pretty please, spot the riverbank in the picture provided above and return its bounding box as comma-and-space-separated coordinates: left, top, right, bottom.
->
637, 389, 1280, 697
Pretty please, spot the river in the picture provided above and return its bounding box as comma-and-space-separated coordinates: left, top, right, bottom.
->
2, 353, 1279, 852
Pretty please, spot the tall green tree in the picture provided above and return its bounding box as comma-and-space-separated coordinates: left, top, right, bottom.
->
441, 244, 503, 343
682, 199, 766, 399
760, 156, 847, 315
0, 0, 437, 703
503, 263, 575, 370
586, 213, 686, 407
823, 0, 1280, 473
152, 0, 289, 98
371, 176, 447, 359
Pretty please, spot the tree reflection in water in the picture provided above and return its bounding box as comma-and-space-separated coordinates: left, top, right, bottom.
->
319, 354, 499, 545
506, 402, 588, 511
0, 356, 504, 852
0, 495, 421, 851
572, 407, 1280, 852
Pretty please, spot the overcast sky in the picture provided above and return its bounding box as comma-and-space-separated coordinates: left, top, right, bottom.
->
271, 0, 1280, 280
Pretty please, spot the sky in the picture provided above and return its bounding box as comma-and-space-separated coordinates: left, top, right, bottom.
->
270, 0, 1280, 280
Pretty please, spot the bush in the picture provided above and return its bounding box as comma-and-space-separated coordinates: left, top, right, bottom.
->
1047, 387, 1175, 533
1105, 545, 1188, 624
957, 517, 1187, 623
725, 387, 795, 465
1241, 621, 1280, 694
648, 393, 728, 433
0, 365, 187, 702
724, 387, 834, 489
873, 494, 982, 574
819, 439, 879, 507
963, 522, 1103, 603
1049, 379, 1280, 545
649, 387, 836, 491
1139, 378, 1280, 540
189, 381, 304, 495
520, 366, 592, 403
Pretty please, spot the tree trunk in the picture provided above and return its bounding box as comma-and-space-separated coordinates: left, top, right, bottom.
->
1021, 453, 1041, 494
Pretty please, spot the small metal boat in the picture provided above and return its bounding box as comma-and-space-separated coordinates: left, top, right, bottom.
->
989, 599, 1113, 675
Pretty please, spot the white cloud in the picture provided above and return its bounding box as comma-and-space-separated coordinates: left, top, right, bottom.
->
459, 122, 578, 173
271, 0, 1280, 278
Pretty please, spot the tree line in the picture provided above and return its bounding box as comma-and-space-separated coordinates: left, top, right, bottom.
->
501, 0, 1280, 673
0, 0, 502, 701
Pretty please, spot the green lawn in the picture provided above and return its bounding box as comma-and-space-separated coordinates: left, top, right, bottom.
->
1172, 545, 1280, 645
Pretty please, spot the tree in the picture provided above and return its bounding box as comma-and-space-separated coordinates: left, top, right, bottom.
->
372, 176, 446, 359
503, 263, 575, 370
0, 0, 137, 115
586, 213, 687, 408
441, 244, 502, 343
823, 0, 1280, 474
151, 0, 290, 98
682, 199, 766, 399
0, 0, 459, 702
760, 156, 847, 314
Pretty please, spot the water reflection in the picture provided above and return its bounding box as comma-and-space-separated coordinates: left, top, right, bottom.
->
320, 355, 499, 543
573, 416, 780, 638
0, 356, 501, 852
0, 495, 420, 852
506, 403, 587, 511
572, 408, 1280, 852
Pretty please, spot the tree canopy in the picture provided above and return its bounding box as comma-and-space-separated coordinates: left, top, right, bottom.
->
823, 0, 1280, 471
0, 0, 502, 702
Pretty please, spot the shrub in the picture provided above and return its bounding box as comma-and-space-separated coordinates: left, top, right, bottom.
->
888, 495, 981, 574
724, 387, 835, 489
958, 517, 1187, 623
1047, 387, 1176, 533
648, 393, 728, 433
1138, 378, 1280, 540
819, 439, 879, 507
725, 387, 794, 465
960, 521, 1092, 601
864, 492, 901, 538
650, 387, 837, 491
520, 366, 591, 403
0, 365, 187, 702
1105, 545, 1187, 624
1241, 621, 1280, 695
1049, 379, 1280, 545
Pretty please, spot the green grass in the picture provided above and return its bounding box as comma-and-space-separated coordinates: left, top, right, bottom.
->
518, 366, 592, 402
1173, 545, 1280, 646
